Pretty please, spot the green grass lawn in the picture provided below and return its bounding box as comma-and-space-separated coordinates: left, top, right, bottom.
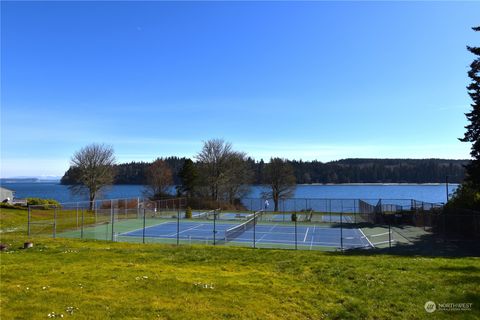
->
1, 208, 479, 319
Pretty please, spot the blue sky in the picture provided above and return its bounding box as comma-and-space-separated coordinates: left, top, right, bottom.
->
1, 1, 479, 177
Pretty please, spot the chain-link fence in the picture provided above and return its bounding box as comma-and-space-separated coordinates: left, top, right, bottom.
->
27, 197, 479, 252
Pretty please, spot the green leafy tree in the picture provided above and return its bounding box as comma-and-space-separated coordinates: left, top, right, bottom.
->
460, 26, 480, 189
263, 158, 296, 211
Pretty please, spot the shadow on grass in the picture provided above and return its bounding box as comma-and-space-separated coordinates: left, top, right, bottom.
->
343, 225, 480, 257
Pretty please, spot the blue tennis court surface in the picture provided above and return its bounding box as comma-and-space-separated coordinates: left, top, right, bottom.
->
321, 215, 353, 223
119, 221, 371, 249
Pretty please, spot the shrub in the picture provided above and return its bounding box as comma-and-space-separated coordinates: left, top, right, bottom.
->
0, 203, 26, 210
185, 207, 192, 219
26, 198, 60, 209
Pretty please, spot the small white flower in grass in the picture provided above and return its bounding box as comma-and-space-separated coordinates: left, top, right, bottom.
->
142, 276, 148, 279
135, 277, 140, 281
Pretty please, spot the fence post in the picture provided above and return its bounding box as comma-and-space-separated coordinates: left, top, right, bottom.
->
124, 198, 128, 219
177, 205, 180, 246
213, 210, 217, 246
340, 208, 343, 251
253, 211, 256, 248
76, 203, 79, 229
353, 200, 357, 224
53, 206, 57, 239
294, 214, 298, 250
27, 205, 31, 236
111, 200, 115, 242
137, 197, 140, 219
329, 199, 332, 222
143, 208, 146, 244
81, 208, 84, 239
388, 218, 392, 249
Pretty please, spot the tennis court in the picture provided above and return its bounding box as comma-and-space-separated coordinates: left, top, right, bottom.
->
118, 220, 372, 249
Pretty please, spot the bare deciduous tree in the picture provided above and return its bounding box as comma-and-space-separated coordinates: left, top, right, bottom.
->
196, 139, 252, 202
263, 158, 296, 211
69, 143, 116, 210
196, 139, 233, 201
144, 159, 173, 200
223, 151, 253, 204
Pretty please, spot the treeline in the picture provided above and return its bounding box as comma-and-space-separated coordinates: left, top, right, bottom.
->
61, 157, 467, 185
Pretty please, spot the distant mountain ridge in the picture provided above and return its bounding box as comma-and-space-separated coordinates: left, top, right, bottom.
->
1, 177, 61, 183
60, 158, 468, 185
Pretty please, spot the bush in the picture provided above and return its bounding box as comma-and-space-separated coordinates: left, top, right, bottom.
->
0, 203, 26, 210
26, 198, 60, 208
185, 207, 192, 219
446, 183, 480, 211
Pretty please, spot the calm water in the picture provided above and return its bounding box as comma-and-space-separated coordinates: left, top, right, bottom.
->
2, 182, 458, 204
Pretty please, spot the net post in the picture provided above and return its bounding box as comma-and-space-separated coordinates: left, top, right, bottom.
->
81, 208, 84, 239
176, 204, 180, 246
27, 205, 31, 236
53, 206, 57, 239
143, 208, 146, 244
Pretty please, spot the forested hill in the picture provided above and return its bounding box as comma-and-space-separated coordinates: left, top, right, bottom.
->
60, 158, 468, 185
288, 158, 467, 184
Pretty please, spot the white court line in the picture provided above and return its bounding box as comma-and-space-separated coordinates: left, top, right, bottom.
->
255, 224, 277, 244
357, 228, 374, 248
303, 227, 309, 242
169, 223, 204, 237
119, 221, 171, 236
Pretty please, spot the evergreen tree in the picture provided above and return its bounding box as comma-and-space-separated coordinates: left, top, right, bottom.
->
460, 26, 480, 188
178, 159, 198, 197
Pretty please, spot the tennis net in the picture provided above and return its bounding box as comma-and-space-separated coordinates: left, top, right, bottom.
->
224, 211, 262, 241
192, 209, 218, 220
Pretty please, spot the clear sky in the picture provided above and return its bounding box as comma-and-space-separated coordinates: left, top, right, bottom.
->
1, 1, 479, 177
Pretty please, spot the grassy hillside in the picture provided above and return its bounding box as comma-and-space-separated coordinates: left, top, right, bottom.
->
1, 208, 479, 319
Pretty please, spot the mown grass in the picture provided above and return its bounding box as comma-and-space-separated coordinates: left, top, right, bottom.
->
1, 208, 479, 319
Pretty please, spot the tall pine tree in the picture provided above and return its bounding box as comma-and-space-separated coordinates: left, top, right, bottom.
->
460, 26, 480, 188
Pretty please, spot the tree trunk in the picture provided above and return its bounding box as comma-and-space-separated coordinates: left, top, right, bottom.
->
89, 192, 95, 211
273, 192, 279, 212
